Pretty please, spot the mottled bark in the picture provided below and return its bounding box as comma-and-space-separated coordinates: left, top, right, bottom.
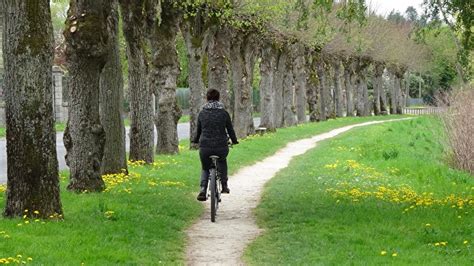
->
258, 44, 277, 131
208, 25, 231, 112
149, 2, 181, 154
373, 62, 384, 115
354, 60, 370, 117
120, 0, 154, 162
294, 45, 307, 123
64, 0, 110, 192
332, 61, 344, 117
273, 50, 286, 127
316, 59, 327, 121
343, 61, 354, 117
282, 46, 297, 127
307, 55, 320, 122
230, 31, 256, 138
2, 0, 62, 217
181, 19, 206, 148
100, 0, 127, 174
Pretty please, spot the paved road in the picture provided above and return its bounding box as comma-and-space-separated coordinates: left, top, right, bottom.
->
0, 118, 261, 183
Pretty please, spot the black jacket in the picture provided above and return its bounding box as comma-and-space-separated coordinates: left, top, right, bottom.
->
193, 101, 238, 148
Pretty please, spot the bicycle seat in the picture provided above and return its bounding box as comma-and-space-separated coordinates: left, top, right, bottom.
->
209, 155, 220, 160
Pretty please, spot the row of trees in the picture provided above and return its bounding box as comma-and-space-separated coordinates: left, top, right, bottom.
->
2, 0, 469, 218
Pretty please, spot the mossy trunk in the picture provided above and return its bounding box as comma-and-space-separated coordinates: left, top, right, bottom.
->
258, 44, 277, 131
373, 63, 384, 115
99, 0, 127, 174
2, 0, 62, 218
282, 46, 297, 127
294, 45, 307, 124
333, 61, 344, 117
230, 31, 256, 138
63, 0, 110, 192
119, 0, 154, 163
307, 55, 320, 122
208, 25, 231, 112
181, 19, 206, 148
273, 49, 286, 128
149, 2, 182, 154
316, 60, 327, 121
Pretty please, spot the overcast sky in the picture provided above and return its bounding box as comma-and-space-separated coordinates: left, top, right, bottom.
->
367, 0, 424, 17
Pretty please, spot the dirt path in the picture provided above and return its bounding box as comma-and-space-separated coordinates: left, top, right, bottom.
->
185, 118, 411, 265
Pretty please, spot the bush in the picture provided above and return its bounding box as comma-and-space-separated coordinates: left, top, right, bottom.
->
441, 88, 474, 175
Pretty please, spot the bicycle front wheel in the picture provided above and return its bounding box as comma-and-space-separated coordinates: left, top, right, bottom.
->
210, 169, 217, 222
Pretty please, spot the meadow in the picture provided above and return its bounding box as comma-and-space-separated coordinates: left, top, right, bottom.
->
0, 116, 401, 264
245, 116, 473, 265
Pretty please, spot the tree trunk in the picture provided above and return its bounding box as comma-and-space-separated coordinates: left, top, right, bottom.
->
294, 45, 307, 123
120, 0, 154, 163
316, 60, 327, 121
99, 0, 127, 174
307, 55, 320, 122
63, 0, 110, 192
208, 25, 231, 111
181, 19, 206, 148
344, 62, 354, 117
230, 31, 256, 138
332, 61, 344, 117
282, 46, 297, 127
389, 71, 398, 115
273, 49, 286, 127
373, 63, 384, 115
2, 0, 62, 218
258, 44, 277, 131
149, 2, 182, 154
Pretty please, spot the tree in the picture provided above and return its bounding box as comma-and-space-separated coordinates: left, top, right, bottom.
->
422, 0, 472, 82
63, 0, 110, 192
181, 9, 208, 148
149, 0, 182, 154
99, 0, 128, 174
230, 27, 258, 138
119, 0, 154, 163
2, 0, 62, 217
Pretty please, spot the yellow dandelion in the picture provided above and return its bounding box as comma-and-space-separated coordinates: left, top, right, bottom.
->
380, 250, 387, 256
425, 224, 431, 227
392, 253, 398, 257
33, 210, 39, 214
463, 240, 468, 245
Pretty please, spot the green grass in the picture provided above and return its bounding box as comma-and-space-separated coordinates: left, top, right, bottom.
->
244, 116, 473, 265
0, 115, 407, 264
0, 127, 4, 139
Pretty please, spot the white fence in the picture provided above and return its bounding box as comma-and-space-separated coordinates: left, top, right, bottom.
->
402, 107, 446, 115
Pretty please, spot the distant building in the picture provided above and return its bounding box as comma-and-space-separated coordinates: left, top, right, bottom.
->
0, 11, 68, 126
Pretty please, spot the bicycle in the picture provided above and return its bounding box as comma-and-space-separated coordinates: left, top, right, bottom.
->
208, 155, 221, 222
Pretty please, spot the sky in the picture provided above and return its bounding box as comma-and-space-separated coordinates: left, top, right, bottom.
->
367, 0, 424, 17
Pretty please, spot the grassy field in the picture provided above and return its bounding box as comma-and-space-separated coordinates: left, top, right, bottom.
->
0, 116, 404, 264
244, 116, 473, 265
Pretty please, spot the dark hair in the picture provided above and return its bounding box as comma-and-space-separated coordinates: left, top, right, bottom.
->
206, 89, 220, 101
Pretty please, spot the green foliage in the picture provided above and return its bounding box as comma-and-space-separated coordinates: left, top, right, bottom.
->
245, 117, 473, 265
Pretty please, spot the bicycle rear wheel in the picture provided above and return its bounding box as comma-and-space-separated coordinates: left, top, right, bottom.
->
210, 169, 218, 222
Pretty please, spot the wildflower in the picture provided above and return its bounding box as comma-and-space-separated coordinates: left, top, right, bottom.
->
380, 250, 387, 256
33, 210, 39, 215
425, 224, 431, 227
463, 240, 468, 245
27, 257, 33, 261
392, 253, 398, 257
434, 242, 440, 246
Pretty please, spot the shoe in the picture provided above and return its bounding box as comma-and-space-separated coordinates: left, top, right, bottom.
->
197, 187, 207, 201
221, 185, 230, 194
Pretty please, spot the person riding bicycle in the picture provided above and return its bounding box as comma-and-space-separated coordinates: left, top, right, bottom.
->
192, 89, 238, 201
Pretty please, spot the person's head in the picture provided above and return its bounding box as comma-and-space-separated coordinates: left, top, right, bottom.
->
206, 89, 220, 102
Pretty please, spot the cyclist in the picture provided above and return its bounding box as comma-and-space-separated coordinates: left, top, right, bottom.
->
192, 89, 238, 201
